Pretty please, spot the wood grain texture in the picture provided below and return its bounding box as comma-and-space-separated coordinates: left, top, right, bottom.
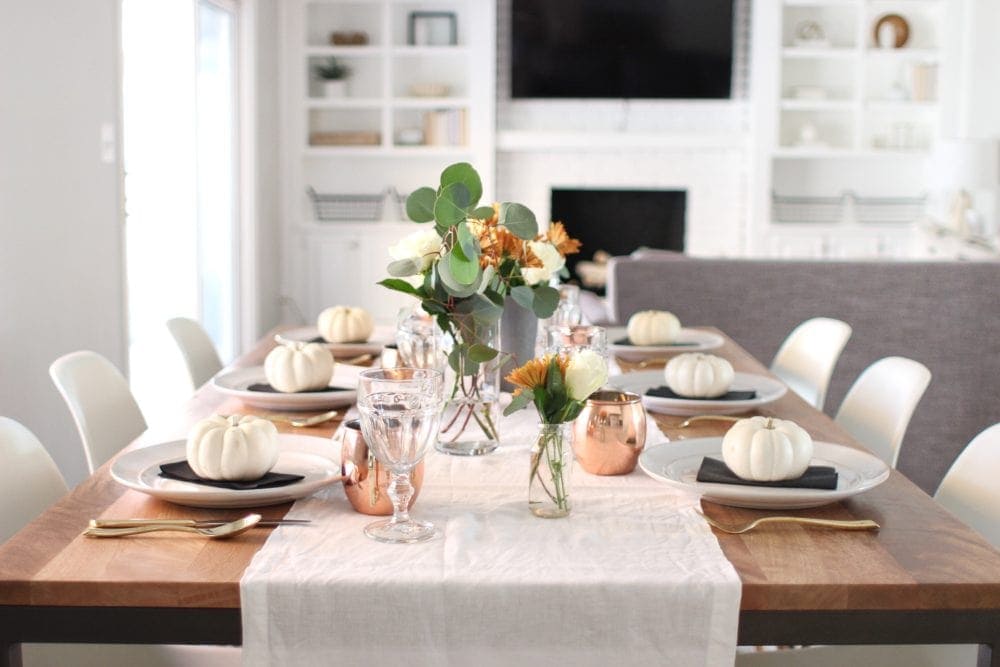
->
2, 328, 1000, 617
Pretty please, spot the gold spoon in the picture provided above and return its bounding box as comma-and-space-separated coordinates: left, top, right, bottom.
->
696, 511, 880, 534
679, 415, 742, 428
83, 514, 262, 539
259, 409, 340, 428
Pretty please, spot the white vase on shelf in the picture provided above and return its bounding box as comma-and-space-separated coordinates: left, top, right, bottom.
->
323, 80, 348, 98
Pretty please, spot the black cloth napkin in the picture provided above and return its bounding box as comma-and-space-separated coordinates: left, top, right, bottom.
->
159, 461, 304, 490
646, 386, 757, 401
696, 457, 838, 490
246, 383, 349, 394
613, 337, 697, 347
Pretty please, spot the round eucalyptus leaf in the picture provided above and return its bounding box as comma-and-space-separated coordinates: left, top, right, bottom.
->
531, 284, 560, 318
387, 257, 423, 277
406, 187, 437, 223
498, 202, 538, 240
440, 162, 482, 210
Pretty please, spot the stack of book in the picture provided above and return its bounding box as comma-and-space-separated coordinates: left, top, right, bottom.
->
422, 109, 467, 146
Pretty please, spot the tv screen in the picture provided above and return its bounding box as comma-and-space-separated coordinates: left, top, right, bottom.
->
511, 0, 734, 100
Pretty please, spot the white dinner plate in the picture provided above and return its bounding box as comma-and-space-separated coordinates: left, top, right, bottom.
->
275, 325, 392, 358
111, 435, 344, 508
639, 438, 890, 509
608, 370, 787, 416
212, 366, 357, 411
607, 327, 724, 360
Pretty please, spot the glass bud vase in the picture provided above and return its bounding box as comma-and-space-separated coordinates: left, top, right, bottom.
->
437, 318, 501, 456
529, 422, 573, 518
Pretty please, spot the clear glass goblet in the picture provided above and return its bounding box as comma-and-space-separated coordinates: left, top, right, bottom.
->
356, 367, 444, 544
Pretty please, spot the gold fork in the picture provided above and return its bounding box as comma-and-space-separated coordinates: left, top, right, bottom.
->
696, 511, 880, 534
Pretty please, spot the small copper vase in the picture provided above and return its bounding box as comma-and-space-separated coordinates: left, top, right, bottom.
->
340, 419, 424, 515
572, 391, 647, 475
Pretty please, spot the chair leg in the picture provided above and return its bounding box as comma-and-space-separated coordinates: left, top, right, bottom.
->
1, 642, 22, 667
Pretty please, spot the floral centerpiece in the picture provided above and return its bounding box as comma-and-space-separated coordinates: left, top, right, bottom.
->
379, 162, 580, 454
503, 350, 608, 517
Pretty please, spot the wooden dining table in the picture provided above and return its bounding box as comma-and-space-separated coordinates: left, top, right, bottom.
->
2, 328, 1000, 667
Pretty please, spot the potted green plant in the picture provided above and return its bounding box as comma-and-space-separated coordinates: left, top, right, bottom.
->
314, 57, 351, 98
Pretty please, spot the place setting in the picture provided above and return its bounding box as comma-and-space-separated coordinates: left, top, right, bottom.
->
274, 305, 394, 359
638, 414, 891, 511
608, 348, 787, 416
213, 329, 369, 411
606, 310, 725, 362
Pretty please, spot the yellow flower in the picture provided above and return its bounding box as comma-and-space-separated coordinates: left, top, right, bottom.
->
504, 354, 569, 395
544, 222, 582, 256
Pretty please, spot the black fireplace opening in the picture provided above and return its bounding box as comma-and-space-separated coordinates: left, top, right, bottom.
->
550, 188, 686, 293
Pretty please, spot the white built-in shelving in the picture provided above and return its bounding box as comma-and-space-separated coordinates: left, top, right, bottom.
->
280, 0, 496, 323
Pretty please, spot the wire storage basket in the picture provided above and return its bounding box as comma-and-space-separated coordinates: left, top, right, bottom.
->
307, 186, 383, 221
853, 193, 927, 224
307, 186, 407, 222
771, 191, 846, 223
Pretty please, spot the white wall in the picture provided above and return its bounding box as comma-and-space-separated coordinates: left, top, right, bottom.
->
252, 0, 284, 338
0, 0, 126, 486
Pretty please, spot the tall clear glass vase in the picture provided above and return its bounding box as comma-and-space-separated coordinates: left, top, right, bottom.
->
529, 422, 573, 518
437, 318, 501, 456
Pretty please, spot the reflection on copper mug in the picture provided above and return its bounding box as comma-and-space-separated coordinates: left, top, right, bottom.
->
572, 391, 647, 475
341, 419, 424, 515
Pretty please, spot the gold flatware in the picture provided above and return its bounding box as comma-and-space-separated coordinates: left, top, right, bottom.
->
90, 518, 310, 529
340, 353, 374, 365
697, 511, 880, 534
83, 514, 262, 539
679, 415, 742, 428
618, 356, 672, 369
259, 409, 340, 428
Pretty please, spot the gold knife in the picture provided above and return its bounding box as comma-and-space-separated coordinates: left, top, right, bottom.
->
90, 518, 311, 529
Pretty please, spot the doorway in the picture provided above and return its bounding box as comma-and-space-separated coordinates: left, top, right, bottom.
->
122, 0, 241, 418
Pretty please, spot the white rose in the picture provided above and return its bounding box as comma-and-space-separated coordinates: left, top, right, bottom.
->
388, 228, 443, 273
521, 241, 565, 286
565, 349, 608, 401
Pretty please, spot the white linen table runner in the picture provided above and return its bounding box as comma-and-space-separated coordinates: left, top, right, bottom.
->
241, 410, 741, 666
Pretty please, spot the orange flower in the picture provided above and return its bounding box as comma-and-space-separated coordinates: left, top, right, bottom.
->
545, 221, 582, 256
504, 354, 570, 395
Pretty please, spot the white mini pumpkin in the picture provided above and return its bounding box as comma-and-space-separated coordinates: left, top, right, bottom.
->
664, 353, 734, 398
264, 341, 334, 393
721, 416, 814, 481
186, 414, 280, 481
626, 310, 681, 346
317, 306, 374, 343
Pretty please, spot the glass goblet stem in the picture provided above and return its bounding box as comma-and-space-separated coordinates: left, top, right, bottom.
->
386, 471, 414, 524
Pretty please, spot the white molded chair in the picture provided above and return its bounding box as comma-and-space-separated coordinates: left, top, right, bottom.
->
49, 351, 147, 473
0, 417, 69, 543
166, 317, 224, 390
934, 422, 1000, 547
737, 424, 1000, 667
833, 356, 931, 468
0, 417, 240, 666
770, 317, 852, 411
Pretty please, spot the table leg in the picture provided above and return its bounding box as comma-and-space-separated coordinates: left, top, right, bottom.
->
1, 642, 22, 667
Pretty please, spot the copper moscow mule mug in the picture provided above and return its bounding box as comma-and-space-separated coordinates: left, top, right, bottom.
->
340, 419, 424, 515
572, 391, 647, 475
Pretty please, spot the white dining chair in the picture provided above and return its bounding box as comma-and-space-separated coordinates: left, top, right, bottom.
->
49, 350, 148, 473
736, 425, 1000, 667
0, 417, 69, 544
833, 356, 931, 468
769, 317, 852, 411
166, 317, 224, 390
0, 416, 241, 666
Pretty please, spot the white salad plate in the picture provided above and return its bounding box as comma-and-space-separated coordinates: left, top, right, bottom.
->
638, 438, 890, 509
608, 370, 787, 416
212, 365, 358, 411
607, 327, 724, 360
275, 325, 392, 358
111, 435, 344, 508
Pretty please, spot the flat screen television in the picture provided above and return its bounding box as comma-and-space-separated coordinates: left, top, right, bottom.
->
511, 0, 735, 100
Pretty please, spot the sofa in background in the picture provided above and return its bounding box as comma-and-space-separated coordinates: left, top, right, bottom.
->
607, 256, 1000, 494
